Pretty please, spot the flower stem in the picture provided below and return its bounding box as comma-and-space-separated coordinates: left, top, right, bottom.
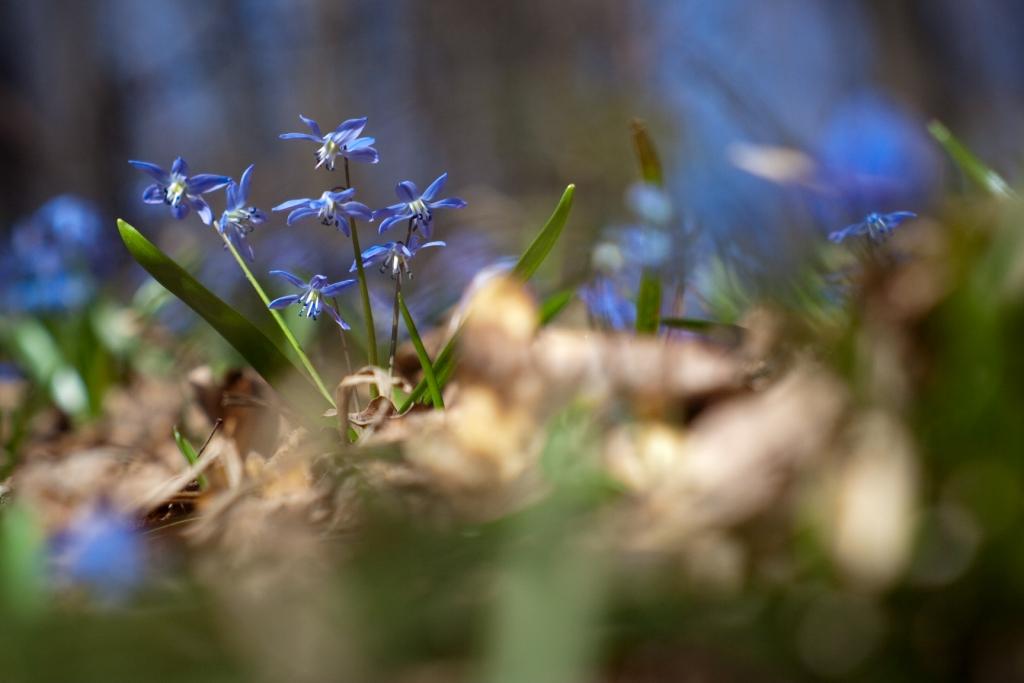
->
219, 233, 336, 408
398, 291, 444, 409
344, 159, 379, 369
388, 274, 402, 374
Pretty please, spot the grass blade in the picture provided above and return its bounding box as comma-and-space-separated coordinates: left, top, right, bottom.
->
398, 292, 444, 409
539, 288, 575, 326
928, 120, 1015, 198
635, 270, 662, 334
630, 119, 664, 186
172, 426, 208, 489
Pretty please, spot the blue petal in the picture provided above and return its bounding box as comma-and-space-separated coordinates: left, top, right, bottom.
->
429, 197, 467, 210
269, 269, 306, 288
188, 174, 231, 194
884, 211, 917, 225
396, 181, 418, 202
332, 116, 367, 140
417, 240, 447, 251
287, 206, 320, 225
171, 157, 189, 177
341, 201, 373, 221
170, 202, 189, 220
191, 196, 213, 225
829, 222, 865, 243
326, 188, 356, 202
344, 146, 380, 164
321, 278, 357, 296
377, 213, 409, 234
268, 294, 301, 309
372, 203, 406, 221
238, 164, 255, 205
225, 182, 240, 211
323, 302, 351, 330
273, 198, 313, 212
128, 160, 170, 183
299, 115, 322, 138
279, 132, 322, 143
142, 184, 165, 204
421, 172, 448, 202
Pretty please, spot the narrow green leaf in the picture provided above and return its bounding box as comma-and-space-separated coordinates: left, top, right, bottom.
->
398, 292, 443, 410
0, 503, 46, 619
116, 219, 325, 413
511, 184, 576, 281
929, 120, 1015, 198
172, 426, 208, 489
635, 270, 662, 334
630, 119, 664, 186
661, 317, 746, 345
539, 289, 575, 326
399, 184, 576, 412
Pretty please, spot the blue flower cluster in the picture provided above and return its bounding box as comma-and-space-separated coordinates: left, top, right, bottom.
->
130, 113, 466, 332
1, 195, 107, 313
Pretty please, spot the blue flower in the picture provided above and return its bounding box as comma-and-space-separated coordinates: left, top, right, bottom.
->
352, 237, 446, 278
129, 157, 230, 225
279, 115, 379, 170
273, 188, 372, 237
375, 172, 467, 237
50, 505, 146, 602
217, 164, 267, 262
267, 270, 356, 328
579, 277, 636, 330
828, 211, 917, 244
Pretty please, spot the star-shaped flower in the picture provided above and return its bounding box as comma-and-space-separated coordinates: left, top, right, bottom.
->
217, 164, 267, 262
272, 188, 372, 237
267, 270, 356, 329
828, 211, 917, 244
352, 236, 446, 278
279, 115, 379, 170
129, 157, 230, 225
375, 172, 466, 237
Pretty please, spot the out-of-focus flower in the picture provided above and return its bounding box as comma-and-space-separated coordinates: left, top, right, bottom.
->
626, 182, 674, 225
828, 211, 917, 244
375, 172, 466, 237
50, 505, 146, 601
273, 189, 372, 236
129, 157, 230, 224
217, 164, 267, 262
267, 270, 355, 329
354, 237, 446, 278
579, 277, 636, 330
279, 115, 379, 170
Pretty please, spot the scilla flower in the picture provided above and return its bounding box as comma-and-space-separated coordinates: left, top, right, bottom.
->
375, 172, 466, 237
267, 270, 355, 328
273, 188, 372, 236
129, 157, 230, 224
828, 211, 917, 244
217, 164, 267, 262
279, 115, 379, 170
353, 237, 446, 278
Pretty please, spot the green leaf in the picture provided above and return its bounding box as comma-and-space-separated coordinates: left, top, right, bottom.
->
511, 184, 576, 281
116, 219, 324, 414
929, 120, 1015, 198
172, 426, 208, 489
0, 503, 46, 619
539, 289, 575, 326
399, 184, 576, 412
630, 119, 664, 186
0, 319, 89, 419
662, 317, 746, 345
635, 270, 662, 334
398, 292, 444, 410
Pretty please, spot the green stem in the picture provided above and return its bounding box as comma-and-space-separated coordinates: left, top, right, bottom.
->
219, 233, 336, 408
345, 159, 379, 369
398, 291, 444, 409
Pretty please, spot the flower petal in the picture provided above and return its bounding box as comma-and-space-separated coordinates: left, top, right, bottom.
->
238, 164, 255, 205
268, 294, 301, 309
279, 132, 322, 143
171, 157, 189, 177
321, 278, 356, 296
421, 172, 448, 202
128, 160, 170, 183
396, 180, 418, 202
273, 198, 313, 212
377, 213, 409, 234
286, 206, 320, 226
142, 184, 165, 204
188, 174, 231, 194
332, 116, 367, 140
428, 197, 467, 210
299, 115, 322, 138
322, 302, 351, 330
269, 270, 306, 288
225, 181, 240, 211
191, 196, 213, 225
170, 202, 189, 220
341, 201, 373, 221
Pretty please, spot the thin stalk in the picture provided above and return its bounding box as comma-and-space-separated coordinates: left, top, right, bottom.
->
388, 274, 402, 373
344, 158, 379, 368
218, 233, 336, 408
331, 296, 359, 412
398, 291, 444, 409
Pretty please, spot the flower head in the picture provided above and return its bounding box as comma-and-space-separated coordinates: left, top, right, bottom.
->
129, 157, 230, 225
50, 505, 147, 602
828, 211, 917, 244
267, 270, 356, 328
217, 164, 267, 262
273, 188, 372, 237
353, 236, 446, 278
279, 115, 379, 170
375, 172, 467, 237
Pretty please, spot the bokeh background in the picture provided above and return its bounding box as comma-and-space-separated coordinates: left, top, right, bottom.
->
3, 0, 1024, 315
